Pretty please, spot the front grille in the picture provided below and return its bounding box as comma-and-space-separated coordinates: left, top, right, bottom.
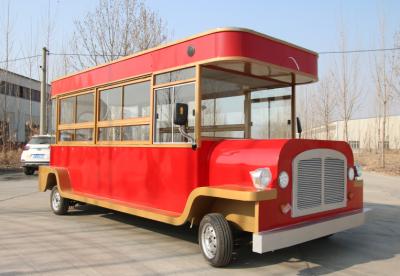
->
324, 158, 345, 204
297, 158, 322, 210
292, 149, 347, 218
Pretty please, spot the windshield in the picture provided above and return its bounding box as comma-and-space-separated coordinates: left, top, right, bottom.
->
29, 137, 55, 145
200, 67, 292, 139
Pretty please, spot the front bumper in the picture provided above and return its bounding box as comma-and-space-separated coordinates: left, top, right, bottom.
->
253, 208, 368, 253
21, 161, 49, 168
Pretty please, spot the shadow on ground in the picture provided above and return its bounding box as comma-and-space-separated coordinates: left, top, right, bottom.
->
64, 201, 400, 274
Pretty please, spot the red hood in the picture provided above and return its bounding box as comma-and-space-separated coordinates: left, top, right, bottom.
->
202, 139, 354, 188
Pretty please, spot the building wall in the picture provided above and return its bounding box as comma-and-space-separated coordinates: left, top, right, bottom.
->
304, 116, 400, 150
0, 69, 51, 143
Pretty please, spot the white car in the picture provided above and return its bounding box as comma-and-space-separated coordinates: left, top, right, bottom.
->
21, 135, 55, 175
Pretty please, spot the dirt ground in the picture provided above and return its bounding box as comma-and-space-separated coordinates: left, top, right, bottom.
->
355, 150, 400, 176
0, 149, 22, 169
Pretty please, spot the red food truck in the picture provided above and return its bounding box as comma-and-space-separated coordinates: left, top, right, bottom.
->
39, 28, 365, 267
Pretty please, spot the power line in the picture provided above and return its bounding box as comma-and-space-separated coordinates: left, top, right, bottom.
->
1, 46, 400, 64
49, 52, 123, 58
319, 47, 400, 55
0, 55, 41, 64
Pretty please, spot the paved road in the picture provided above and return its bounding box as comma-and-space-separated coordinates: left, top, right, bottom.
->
0, 171, 399, 275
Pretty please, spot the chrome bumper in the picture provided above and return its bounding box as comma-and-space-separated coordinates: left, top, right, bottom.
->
253, 208, 369, 254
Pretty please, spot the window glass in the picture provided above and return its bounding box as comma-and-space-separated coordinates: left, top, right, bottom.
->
154, 87, 173, 142
123, 81, 150, 119
200, 67, 291, 139
60, 97, 75, 124
75, 128, 93, 141
154, 83, 195, 143
98, 127, 121, 141
174, 83, 195, 142
251, 88, 291, 139
122, 125, 149, 141
59, 130, 74, 141
28, 137, 52, 145
155, 67, 195, 85
99, 87, 122, 121
76, 93, 94, 123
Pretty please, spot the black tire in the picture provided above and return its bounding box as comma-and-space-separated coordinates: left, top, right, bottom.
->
198, 213, 233, 267
23, 167, 35, 175
50, 186, 70, 215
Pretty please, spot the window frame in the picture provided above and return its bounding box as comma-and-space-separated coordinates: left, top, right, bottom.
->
96, 77, 152, 145
57, 90, 95, 144
54, 66, 202, 148
152, 65, 200, 146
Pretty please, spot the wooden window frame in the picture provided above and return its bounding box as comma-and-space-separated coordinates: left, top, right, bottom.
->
57, 90, 95, 145
96, 77, 152, 145
152, 74, 198, 146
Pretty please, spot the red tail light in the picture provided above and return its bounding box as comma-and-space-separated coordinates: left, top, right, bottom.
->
23, 145, 30, 151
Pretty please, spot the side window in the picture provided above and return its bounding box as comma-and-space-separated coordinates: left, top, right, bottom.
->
123, 81, 151, 118
60, 97, 75, 124
99, 87, 122, 121
76, 93, 94, 123
58, 92, 94, 142
154, 82, 195, 143
97, 80, 151, 142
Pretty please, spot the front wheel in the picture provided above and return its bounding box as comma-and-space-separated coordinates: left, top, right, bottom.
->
50, 186, 70, 215
198, 213, 233, 267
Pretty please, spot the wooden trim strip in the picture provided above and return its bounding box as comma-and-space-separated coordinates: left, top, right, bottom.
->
58, 122, 94, 130
39, 166, 277, 229
97, 117, 150, 127
195, 65, 201, 147
153, 78, 197, 89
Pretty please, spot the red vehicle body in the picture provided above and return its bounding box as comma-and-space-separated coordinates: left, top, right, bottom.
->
39, 28, 365, 267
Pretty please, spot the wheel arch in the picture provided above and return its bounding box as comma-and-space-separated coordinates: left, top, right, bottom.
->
38, 166, 71, 194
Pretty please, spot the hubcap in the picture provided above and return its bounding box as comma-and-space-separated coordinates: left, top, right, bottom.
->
201, 223, 217, 259
52, 190, 61, 210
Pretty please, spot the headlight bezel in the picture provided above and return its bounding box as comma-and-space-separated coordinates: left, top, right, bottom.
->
249, 167, 272, 191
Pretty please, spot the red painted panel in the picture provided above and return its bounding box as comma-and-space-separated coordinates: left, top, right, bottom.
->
50, 138, 362, 231
257, 139, 363, 232
52, 30, 318, 96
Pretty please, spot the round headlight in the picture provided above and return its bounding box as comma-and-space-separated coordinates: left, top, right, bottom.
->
278, 171, 289, 189
249, 168, 272, 190
348, 167, 355, 181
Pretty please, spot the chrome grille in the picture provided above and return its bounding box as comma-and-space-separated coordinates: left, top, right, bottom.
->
292, 149, 347, 218
324, 158, 345, 204
297, 158, 322, 210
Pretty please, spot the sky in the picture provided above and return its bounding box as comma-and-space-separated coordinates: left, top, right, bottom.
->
0, 0, 399, 118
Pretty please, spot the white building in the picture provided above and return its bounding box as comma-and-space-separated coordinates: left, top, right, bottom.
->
0, 68, 51, 143
304, 115, 400, 151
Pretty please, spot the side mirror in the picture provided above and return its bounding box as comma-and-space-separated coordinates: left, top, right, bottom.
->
296, 117, 302, 138
174, 103, 188, 126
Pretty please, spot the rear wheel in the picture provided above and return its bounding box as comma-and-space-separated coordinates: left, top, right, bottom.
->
23, 167, 35, 175
50, 186, 70, 215
199, 213, 233, 267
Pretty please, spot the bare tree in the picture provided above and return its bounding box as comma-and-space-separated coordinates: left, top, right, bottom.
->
0, 0, 14, 151
333, 24, 362, 142
371, 18, 397, 168
315, 72, 337, 140
69, 0, 168, 70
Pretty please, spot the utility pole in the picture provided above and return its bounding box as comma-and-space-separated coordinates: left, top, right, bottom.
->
40, 47, 48, 135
